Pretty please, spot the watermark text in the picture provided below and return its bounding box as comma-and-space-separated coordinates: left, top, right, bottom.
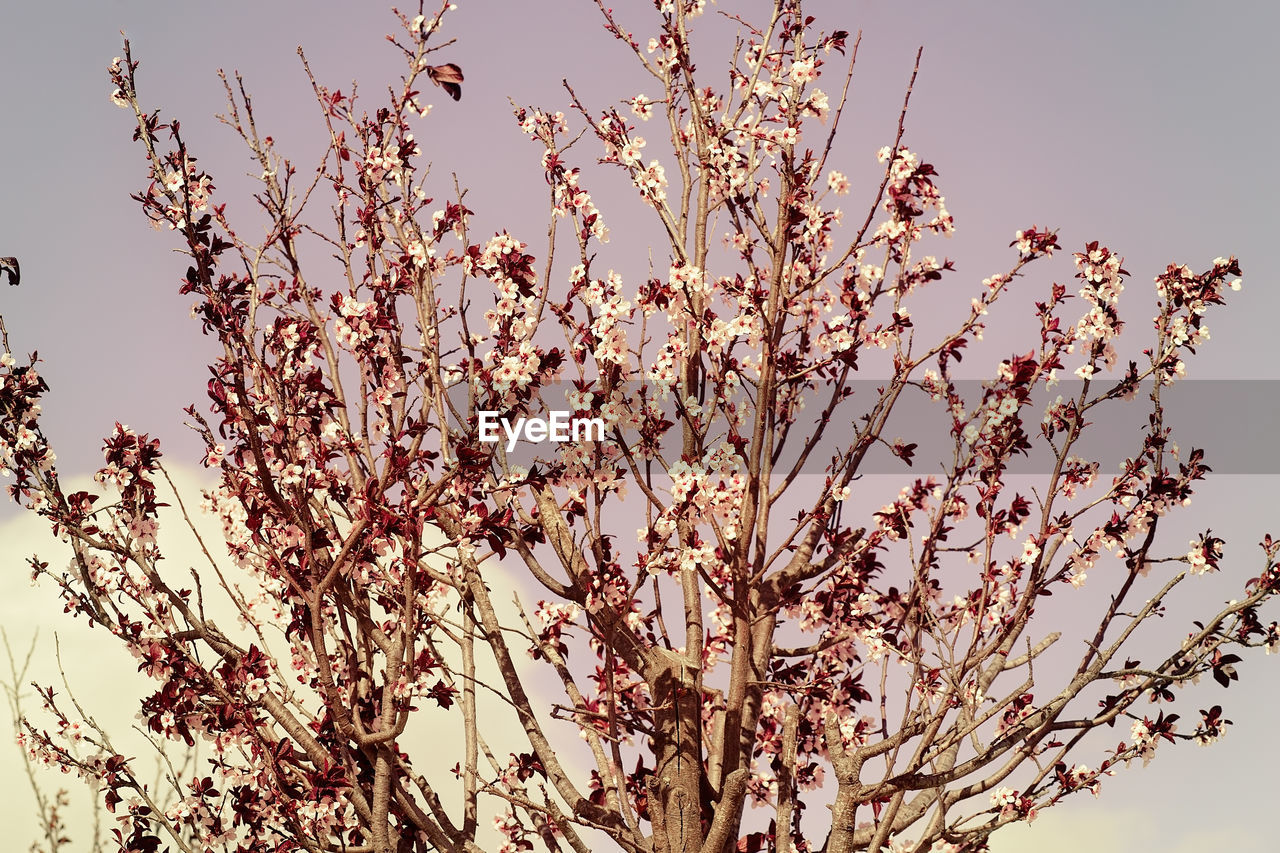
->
478, 411, 605, 452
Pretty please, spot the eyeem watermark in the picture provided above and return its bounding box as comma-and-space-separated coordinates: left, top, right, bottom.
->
478, 411, 605, 452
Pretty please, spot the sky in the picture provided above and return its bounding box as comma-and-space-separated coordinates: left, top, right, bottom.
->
2, 1, 1279, 850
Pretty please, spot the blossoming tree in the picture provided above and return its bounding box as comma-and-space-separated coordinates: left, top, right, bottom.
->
3, 1, 1276, 852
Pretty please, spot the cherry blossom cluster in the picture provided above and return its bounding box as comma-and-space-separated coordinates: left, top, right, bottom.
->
3, 2, 1276, 853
